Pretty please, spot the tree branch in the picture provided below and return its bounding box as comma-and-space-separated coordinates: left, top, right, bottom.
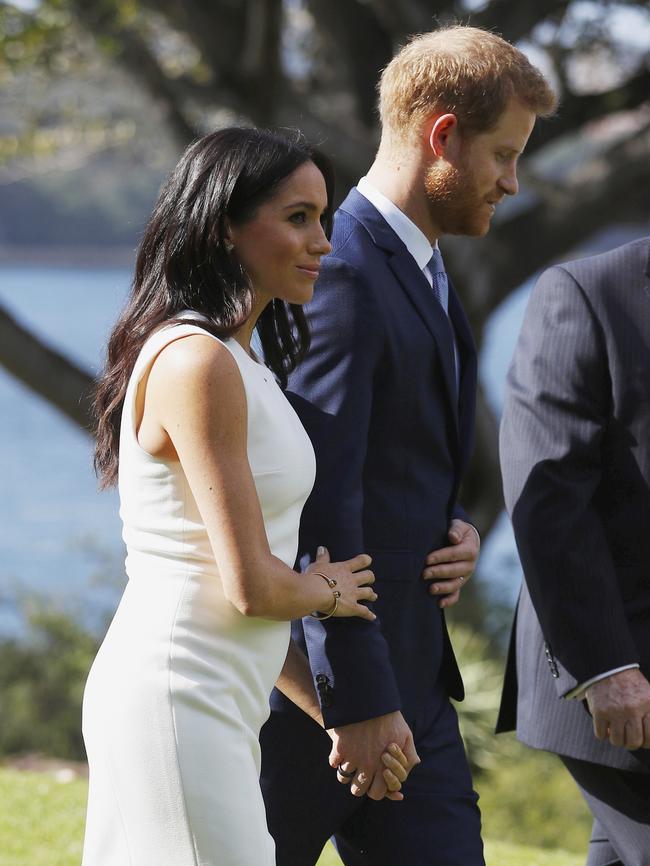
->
67, 0, 197, 147
364, 0, 456, 39
469, 0, 570, 43
528, 67, 650, 153
137, 0, 246, 93
307, 0, 393, 127
239, 0, 283, 122
0, 304, 95, 433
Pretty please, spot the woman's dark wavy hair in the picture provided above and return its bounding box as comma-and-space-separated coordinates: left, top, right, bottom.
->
94, 126, 335, 487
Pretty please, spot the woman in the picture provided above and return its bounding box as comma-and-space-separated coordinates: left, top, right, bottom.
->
82, 128, 406, 866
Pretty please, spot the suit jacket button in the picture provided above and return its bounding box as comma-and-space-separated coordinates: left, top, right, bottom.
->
316, 673, 333, 707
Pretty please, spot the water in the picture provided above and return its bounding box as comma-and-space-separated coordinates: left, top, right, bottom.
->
0, 265, 132, 631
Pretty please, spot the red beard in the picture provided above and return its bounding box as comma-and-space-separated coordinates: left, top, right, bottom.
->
424, 159, 493, 238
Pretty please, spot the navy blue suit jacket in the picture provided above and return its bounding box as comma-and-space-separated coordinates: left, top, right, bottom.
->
271, 189, 477, 728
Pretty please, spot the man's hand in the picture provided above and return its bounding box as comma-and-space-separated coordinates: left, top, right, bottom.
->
586, 668, 650, 750
421, 519, 480, 608
327, 711, 420, 801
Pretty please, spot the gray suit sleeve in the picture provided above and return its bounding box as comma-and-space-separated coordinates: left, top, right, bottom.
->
500, 265, 640, 694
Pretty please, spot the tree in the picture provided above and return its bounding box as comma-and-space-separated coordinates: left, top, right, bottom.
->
1, 0, 649, 533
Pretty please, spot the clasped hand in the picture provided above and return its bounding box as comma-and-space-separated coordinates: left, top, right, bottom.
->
327, 711, 420, 801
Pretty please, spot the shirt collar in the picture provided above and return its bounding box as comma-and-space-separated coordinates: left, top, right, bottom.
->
357, 176, 437, 270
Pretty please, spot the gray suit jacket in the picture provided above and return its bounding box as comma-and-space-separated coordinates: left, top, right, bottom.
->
497, 237, 650, 772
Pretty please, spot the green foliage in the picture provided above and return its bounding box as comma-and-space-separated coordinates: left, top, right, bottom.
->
0, 602, 98, 760
448, 622, 511, 772
476, 741, 592, 854
448, 622, 592, 853
0, 1, 78, 74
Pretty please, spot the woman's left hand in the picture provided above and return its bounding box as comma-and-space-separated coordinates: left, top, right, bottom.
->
381, 743, 409, 800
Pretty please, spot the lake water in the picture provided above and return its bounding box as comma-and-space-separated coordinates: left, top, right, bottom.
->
0, 260, 531, 635
0, 266, 131, 631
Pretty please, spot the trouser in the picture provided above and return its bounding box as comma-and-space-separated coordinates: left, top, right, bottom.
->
561, 755, 650, 866
260, 684, 484, 866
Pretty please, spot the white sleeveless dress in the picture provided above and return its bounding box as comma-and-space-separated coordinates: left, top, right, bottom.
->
81, 322, 316, 866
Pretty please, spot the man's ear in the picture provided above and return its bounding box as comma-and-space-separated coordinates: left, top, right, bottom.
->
427, 113, 459, 159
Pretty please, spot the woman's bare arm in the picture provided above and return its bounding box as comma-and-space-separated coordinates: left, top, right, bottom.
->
138, 333, 376, 621
275, 639, 324, 725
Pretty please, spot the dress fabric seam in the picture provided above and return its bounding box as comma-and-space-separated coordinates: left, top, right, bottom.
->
105, 737, 136, 866
167, 477, 201, 866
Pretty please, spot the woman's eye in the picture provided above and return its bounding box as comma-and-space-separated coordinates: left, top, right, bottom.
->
289, 211, 307, 224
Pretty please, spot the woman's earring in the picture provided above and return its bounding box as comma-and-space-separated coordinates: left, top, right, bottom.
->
224, 240, 234, 253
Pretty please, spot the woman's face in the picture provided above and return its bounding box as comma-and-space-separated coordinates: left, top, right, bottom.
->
227, 160, 332, 307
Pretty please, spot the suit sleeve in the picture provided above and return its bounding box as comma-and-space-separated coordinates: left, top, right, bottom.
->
500, 265, 640, 696
287, 257, 402, 728
452, 503, 472, 524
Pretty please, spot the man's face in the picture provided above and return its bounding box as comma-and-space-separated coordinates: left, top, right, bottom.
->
424, 99, 536, 237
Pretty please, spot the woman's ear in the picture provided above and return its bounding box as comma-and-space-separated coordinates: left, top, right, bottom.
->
222, 219, 234, 253
427, 113, 459, 158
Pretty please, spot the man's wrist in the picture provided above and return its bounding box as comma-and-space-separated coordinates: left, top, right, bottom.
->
565, 663, 640, 700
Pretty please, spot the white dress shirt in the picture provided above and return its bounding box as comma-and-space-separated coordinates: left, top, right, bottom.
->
357, 176, 437, 276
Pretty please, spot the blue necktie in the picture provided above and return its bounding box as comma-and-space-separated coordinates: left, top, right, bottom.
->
427, 248, 449, 314
427, 247, 460, 393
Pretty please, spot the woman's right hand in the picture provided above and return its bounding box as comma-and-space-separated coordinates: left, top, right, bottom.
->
306, 546, 377, 621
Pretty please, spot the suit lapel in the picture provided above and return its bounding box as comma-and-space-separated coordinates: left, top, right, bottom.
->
340, 189, 461, 436
387, 251, 460, 433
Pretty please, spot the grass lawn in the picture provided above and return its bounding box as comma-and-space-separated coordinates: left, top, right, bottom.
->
0, 766, 583, 866
317, 839, 583, 866
0, 767, 87, 866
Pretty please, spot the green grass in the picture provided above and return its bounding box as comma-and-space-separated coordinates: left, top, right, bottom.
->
0, 767, 583, 866
0, 768, 87, 866
316, 838, 582, 866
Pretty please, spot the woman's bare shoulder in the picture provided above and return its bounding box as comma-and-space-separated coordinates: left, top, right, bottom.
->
147, 332, 246, 422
